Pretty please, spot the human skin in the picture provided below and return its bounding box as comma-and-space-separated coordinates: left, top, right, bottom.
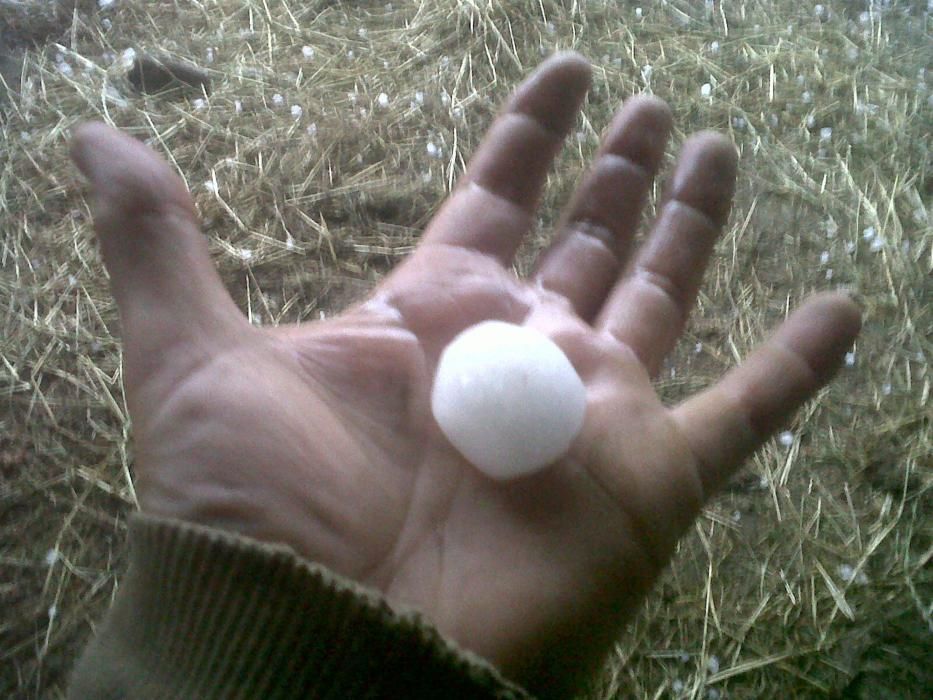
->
70, 52, 861, 698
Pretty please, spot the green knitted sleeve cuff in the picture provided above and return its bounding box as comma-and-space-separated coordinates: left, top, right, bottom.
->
67, 512, 533, 699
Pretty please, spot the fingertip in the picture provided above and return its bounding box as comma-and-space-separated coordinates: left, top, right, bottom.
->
511, 52, 592, 134
810, 290, 863, 336
545, 50, 592, 77
70, 121, 110, 179
70, 121, 198, 224
683, 130, 739, 172
777, 291, 862, 380
621, 94, 673, 123
668, 131, 738, 225
601, 96, 673, 173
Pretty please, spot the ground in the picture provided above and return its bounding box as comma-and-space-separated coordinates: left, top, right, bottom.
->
1, 1, 930, 698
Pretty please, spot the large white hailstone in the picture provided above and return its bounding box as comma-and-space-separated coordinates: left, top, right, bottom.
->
431, 321, 587, 480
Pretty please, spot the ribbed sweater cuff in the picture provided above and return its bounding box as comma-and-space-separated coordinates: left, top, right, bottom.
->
67, 512, 532, 699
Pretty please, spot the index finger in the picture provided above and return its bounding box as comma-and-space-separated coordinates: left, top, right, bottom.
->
416, 52, 591, 264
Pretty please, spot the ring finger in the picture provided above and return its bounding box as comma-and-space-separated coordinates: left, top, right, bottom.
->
532, 96, 672, 321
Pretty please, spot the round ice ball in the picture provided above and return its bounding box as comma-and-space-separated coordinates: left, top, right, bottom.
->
431, 320, 587, 480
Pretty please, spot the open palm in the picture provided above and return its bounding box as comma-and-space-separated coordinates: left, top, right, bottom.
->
72, 53, 859, 698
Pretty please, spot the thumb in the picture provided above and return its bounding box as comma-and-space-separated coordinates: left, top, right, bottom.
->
72, 122, 245, 386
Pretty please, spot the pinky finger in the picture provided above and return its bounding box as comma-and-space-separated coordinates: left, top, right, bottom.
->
671, 292, 861, 497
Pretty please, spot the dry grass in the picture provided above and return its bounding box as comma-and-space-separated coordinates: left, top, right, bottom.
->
1, 1, 930, 698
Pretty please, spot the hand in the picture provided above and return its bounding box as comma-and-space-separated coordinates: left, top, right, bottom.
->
71, 53, 860, 698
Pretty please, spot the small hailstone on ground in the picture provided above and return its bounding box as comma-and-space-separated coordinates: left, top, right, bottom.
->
104, 84, 128, 107
641, 64, 653, 83
768, 113, 779, 128
204, 180, 218, 194
99, 0, 115, 8
820, 127, 833, 141
431, 321, 587, 480
56, 60, 74, 76
377, 92, 390, 108
272, 93, 285, 107
859, 11, 871, 24
635, 7, 643, 18
820, 251, 830, 265
779, 431, 795, 447
732, 510, 742, 522
802, 90, 813, 104
48, 605, 58, 620
426, 141, 440, 158
44, 549, 60, 567
707, 656, 720, 675
192, 97, 207, 111
672, 679, 684, 693
814, 4, 827, 20
306, 122, 317, 137
862, 226, 876, 241
695, 342, 703, 354
120, 47, 136, 68
710, 40, 720, 53
347, 50, 354, 59
732, 116, 746, 129
870, 237, 884, 252
302, 45, 315, 60
806, 114, 817, 129
845, 351, 856, 367
440, 90, 451, 106
414, 90, 425, 105
545, 21, 556, 34
358, 27, 367, 38
838, 563, 869, 585
678, 651, 690, 664
882, 382, 892, 395
700, 82, 712, 97
237, 248, 254, 262
290, 104, 303, 119
234, 99, 242, 113
206, 47, 215, 63
826, 268, 834, 280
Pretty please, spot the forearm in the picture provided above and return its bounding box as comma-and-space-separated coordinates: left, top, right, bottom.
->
67, 513, 531, 699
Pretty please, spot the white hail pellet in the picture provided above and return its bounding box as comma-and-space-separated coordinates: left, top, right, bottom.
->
431, 321, 586, 480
